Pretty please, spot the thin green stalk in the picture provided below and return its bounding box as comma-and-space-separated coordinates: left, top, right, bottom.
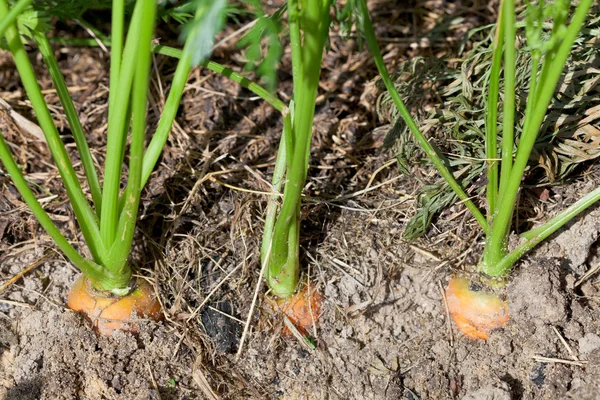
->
260, 109, 290, 265
520, 55, 541, 150
0, 131, 125, 288
154, 45, 285, 110
108, 0, 156, 271
44, 40, 285, 113
531, 1, 568, 109
485, 0, 505, 217
288, 0, 303, 93
137, 50, 191, 191
0, 0, 31, 38
108, 0, 124, 116
142, 46, 286, 190
33, 32, 103, 215
358, 0, 489, 234
202, 60, 285, 110
135, 47, 286, 204
266, 0, 331, 298
481, 0, 593, 277
285, 202, 300, 285
0, 0, 107, 264
496, 185, 600, 272
100, 0, 144, 247
283, 105, 294, 172
497, 0, 516, 200
114, 102, 133, 212
518, 1, 567, 171
50, 37, 99, 46
481, 0, 516, 269
105, 46, 285, 211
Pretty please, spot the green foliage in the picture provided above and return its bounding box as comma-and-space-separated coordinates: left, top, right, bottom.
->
0, 0, 231, 292
33, 0, 114, 20
180, 0, 228, 66
15, 8, 50, 37
378, 4, 600, 239
0, 3, 50, 48
26, 0, 203, 22
159, 1, 199, 24
262, 0, 333, 298
525, 0, 574, 57
10, 0, 231, 31
237, 1, 284, 91
335, 0, 360, 40
159, 0, 244, 25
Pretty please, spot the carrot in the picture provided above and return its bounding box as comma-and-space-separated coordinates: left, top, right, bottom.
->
445, 275, 509, 340
67, 275, 162, 335
268, 285, 323, 337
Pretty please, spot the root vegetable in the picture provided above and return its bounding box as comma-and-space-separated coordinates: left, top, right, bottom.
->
67, 275, 162, 335
445, 276, 509, 340
269, 285, 323, 337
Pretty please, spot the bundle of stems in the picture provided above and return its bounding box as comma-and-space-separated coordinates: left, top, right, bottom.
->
358, 0, 598, 338
0, 0, 224, 332
260, 0, 332, 300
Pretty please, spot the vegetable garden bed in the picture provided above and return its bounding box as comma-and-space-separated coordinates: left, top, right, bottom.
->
1, 1, 600, 399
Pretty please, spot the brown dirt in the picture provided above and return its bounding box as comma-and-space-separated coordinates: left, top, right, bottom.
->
2, 1, 600, 399
3, 198, 600, 399
0, 251, 199, 400
228, 201, 600, 400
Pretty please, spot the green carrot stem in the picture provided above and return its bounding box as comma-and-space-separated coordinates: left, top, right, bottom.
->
201, 60, 285, 110
497, 0, 516, 201
288, 0, 303, 92
44, 40, 285, 113
108, 0, 156, 271
276, 4, 327, 282
520, 54, 541, 151
100, 0, 144, 247
128, 46, 286, 208
283, 104, 294, 171
0, 0, 31, 38
484, 0, 505, 217
497, 185, 600, 273
33, 32, 103, 215
137, 51, 191, 193
358, 0, 489, 234
152, 46, 285, 110
0, 0, 107, 264
140, 45, 286, 190
105, 45, 284, 211
266, 0, 331, 298
107, 0, 124, 116
481, 0, 593, 277
260, 110, 290, 266
481, 0, 515, 269
0, 131, 129, 291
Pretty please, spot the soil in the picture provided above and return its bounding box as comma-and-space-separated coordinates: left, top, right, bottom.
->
232, 203, 600, 400
0, 252, 198, 400
2, 1, 600, 399
2, 201, 600, 399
